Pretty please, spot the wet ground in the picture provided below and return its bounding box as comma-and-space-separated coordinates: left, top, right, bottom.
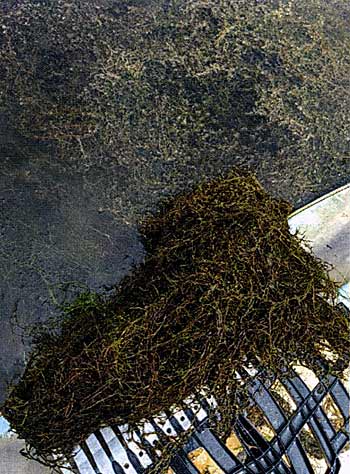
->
0, 112, 146, 405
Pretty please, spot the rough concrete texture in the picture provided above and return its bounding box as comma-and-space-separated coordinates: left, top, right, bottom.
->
0, 437, 51, 474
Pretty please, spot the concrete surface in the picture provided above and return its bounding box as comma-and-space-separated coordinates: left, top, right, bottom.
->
0, 437, 51, 474
288, 183, 350, 285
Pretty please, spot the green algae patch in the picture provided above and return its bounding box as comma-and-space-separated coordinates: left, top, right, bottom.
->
2, 168, 349, 472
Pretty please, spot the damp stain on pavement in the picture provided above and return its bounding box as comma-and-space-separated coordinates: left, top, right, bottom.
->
0, 113, 145, 404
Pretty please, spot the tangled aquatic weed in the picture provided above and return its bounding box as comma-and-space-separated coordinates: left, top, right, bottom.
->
2, 168, 349, 472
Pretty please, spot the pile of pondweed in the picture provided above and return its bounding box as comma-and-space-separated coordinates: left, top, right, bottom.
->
2, 168, 349, 472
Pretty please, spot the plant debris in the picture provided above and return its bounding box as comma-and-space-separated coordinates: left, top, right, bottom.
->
2, 167, 349, 472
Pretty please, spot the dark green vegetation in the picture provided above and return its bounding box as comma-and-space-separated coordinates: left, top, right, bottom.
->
2, 168, 349, 472
1, 0, 349, 222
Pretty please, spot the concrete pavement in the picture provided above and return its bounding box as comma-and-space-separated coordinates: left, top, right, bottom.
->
0, 437, 52, 474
